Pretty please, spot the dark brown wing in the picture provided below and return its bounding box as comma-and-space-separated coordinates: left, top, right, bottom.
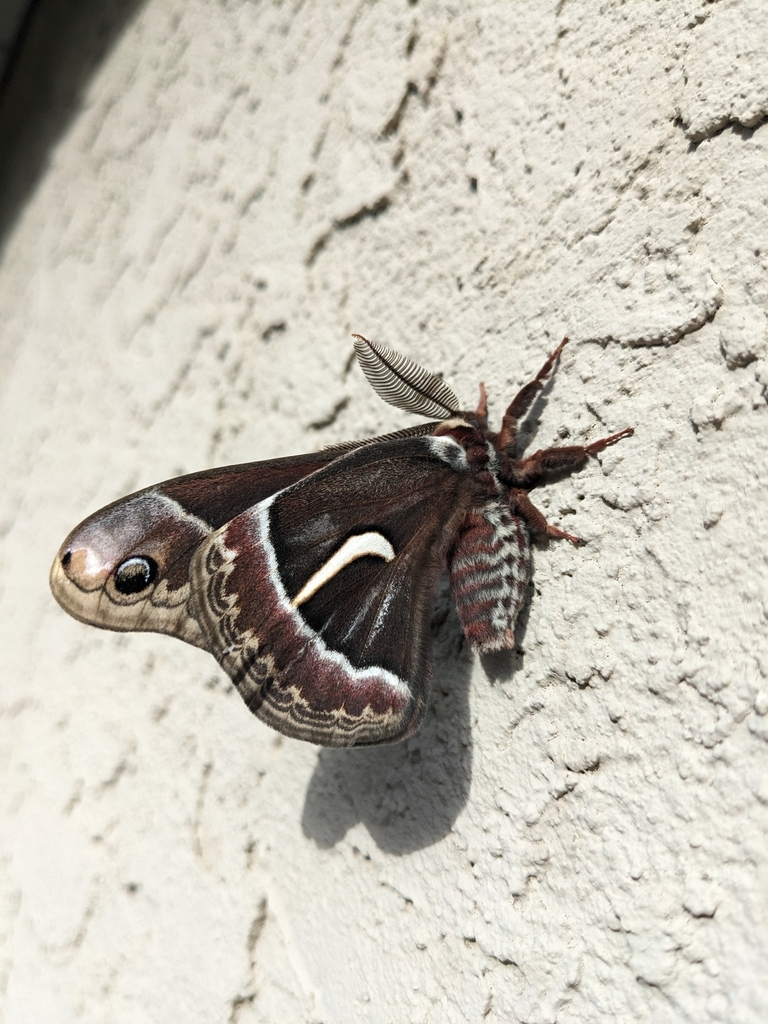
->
49, 450, 343, 647
190, 436, 481, 746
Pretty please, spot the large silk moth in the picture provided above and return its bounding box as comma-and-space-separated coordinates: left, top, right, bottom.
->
51, 336, 632, 746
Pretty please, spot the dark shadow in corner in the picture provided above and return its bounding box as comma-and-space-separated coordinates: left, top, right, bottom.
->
0, 0, 148, 255
301, 574, 529, 855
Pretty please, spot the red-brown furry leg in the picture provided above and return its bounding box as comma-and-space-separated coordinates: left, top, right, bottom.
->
510, 489, 582, 545
474, 382, 488, 428
498, 337, 568, 451
584, 427, 634, 455
511, 428, 634, 489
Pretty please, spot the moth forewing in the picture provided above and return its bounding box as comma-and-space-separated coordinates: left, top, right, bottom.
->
189, 437, 481, 746
50, 451, 345, 643
51, 335, 633, 746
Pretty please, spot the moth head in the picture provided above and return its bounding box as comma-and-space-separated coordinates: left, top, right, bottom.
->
50, 491, 209, 644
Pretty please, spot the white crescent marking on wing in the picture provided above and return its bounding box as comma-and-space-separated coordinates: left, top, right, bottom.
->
291, 531, 395, 608
256, 500, 409, 697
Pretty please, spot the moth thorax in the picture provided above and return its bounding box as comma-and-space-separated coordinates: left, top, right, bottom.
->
449, 501, 532, 654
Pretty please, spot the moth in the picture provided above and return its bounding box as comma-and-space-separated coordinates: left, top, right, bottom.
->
51, 336, 632, 747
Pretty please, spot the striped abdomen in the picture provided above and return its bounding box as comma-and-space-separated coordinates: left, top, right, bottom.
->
449, 501, 531, 653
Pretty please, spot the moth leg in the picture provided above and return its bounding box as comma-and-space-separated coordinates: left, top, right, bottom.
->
512, 487, 581, 544
510, 488, 582, 545
473, 382, 488, 428
511, 428, 634, 489
498, 336, 569, 452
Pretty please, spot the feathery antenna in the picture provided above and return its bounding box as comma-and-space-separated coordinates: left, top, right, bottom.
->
352, 335, 460, 419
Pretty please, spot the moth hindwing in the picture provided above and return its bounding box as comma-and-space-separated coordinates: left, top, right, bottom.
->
51, 335, 633, 746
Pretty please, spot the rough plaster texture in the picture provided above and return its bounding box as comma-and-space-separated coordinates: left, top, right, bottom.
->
1, 1, 767, 1022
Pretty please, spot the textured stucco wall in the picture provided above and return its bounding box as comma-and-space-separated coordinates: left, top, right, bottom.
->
1, 2, 767, 1022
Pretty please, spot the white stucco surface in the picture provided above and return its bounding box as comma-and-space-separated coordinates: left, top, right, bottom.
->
1, 2, 767, 1022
